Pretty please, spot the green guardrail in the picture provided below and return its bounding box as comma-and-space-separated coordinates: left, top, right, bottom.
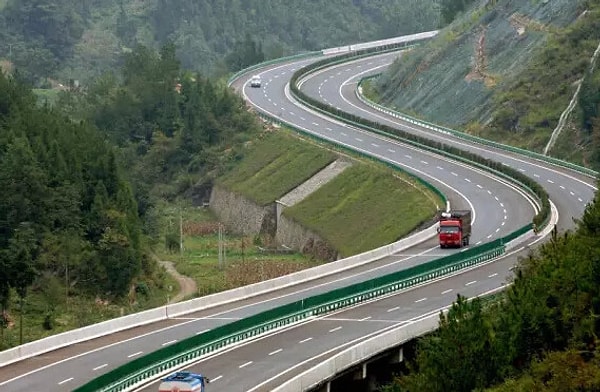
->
288, 47, 551, 232
75, 228, 525, 392
358, 74, 599, 179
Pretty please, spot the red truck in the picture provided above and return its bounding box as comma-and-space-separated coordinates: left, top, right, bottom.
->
438, 210, 472, 248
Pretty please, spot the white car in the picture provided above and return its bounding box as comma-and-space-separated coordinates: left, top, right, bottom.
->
250, 75, 261, 88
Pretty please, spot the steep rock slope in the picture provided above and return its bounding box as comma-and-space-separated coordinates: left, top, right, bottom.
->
376, 0, 600, 159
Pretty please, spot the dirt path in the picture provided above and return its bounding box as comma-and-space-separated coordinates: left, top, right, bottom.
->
158, 260, 198, 303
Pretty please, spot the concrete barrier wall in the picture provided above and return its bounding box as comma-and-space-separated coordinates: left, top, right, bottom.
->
322, 30, 439, 55
209, 185, 268, 235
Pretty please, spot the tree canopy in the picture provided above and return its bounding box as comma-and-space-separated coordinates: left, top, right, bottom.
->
0, 0, 441, 83
0, 71, 144, 310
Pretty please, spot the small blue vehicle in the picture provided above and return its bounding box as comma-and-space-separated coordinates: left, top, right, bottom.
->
158, 371, 210, 392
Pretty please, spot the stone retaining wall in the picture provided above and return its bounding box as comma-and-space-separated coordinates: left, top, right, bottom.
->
209, 186, 337, 260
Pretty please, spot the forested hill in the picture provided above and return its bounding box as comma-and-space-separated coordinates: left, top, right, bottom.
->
0, 0, 440, 84
0, 71, 144, 305
0, 41, 268, 347
375, 0, 600, 169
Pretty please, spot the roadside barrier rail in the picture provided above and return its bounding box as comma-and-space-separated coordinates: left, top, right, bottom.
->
74, 232, 518, 392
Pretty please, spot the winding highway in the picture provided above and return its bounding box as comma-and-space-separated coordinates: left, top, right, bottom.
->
0, 47, 596, 392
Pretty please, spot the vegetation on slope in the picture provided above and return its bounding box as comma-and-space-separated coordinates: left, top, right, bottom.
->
217, 132, 336, 206
285, 163, 442, 257
484, 2, 600, 164
0, 0, 441, 84
0, 42, 266, 348
375, 0, 600, 168
0, 71, 149, 346
380, 182, 600, 391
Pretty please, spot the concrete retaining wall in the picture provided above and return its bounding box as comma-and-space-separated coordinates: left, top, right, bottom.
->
209, 185, 271, 236
277, 214, 338, 261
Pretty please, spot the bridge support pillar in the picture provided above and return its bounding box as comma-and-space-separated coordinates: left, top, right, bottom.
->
389, 346, 403, 364
316, 381, 331, 392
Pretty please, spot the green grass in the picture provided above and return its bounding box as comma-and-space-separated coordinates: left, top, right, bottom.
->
155, 206, 319, 296
218, 131, 336, 205
284, 163, 442, 257
173, 235, 316, 295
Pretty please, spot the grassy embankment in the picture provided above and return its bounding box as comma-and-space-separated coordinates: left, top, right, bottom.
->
159, 130, 442, 295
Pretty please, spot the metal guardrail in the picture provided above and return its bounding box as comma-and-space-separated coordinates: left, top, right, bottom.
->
74, 236, 513, 392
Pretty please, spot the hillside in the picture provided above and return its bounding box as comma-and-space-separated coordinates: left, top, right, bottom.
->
0, 0, 440, 84
375, 0, 600, 168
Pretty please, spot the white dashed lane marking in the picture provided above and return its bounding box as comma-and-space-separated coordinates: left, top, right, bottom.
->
441, 289, 453, 295
415, 298, 427, 303
127, 351, 143, 358
465, 281, 477, 286
329, 326, 343, 333
269, 349, 283, 356
239, 361, 253, 369
93, 364, 107, 371
58, 378, 73, 385
299, 337, 313, 344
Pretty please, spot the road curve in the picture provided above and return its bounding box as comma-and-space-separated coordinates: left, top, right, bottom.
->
300, 51, 595, 231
